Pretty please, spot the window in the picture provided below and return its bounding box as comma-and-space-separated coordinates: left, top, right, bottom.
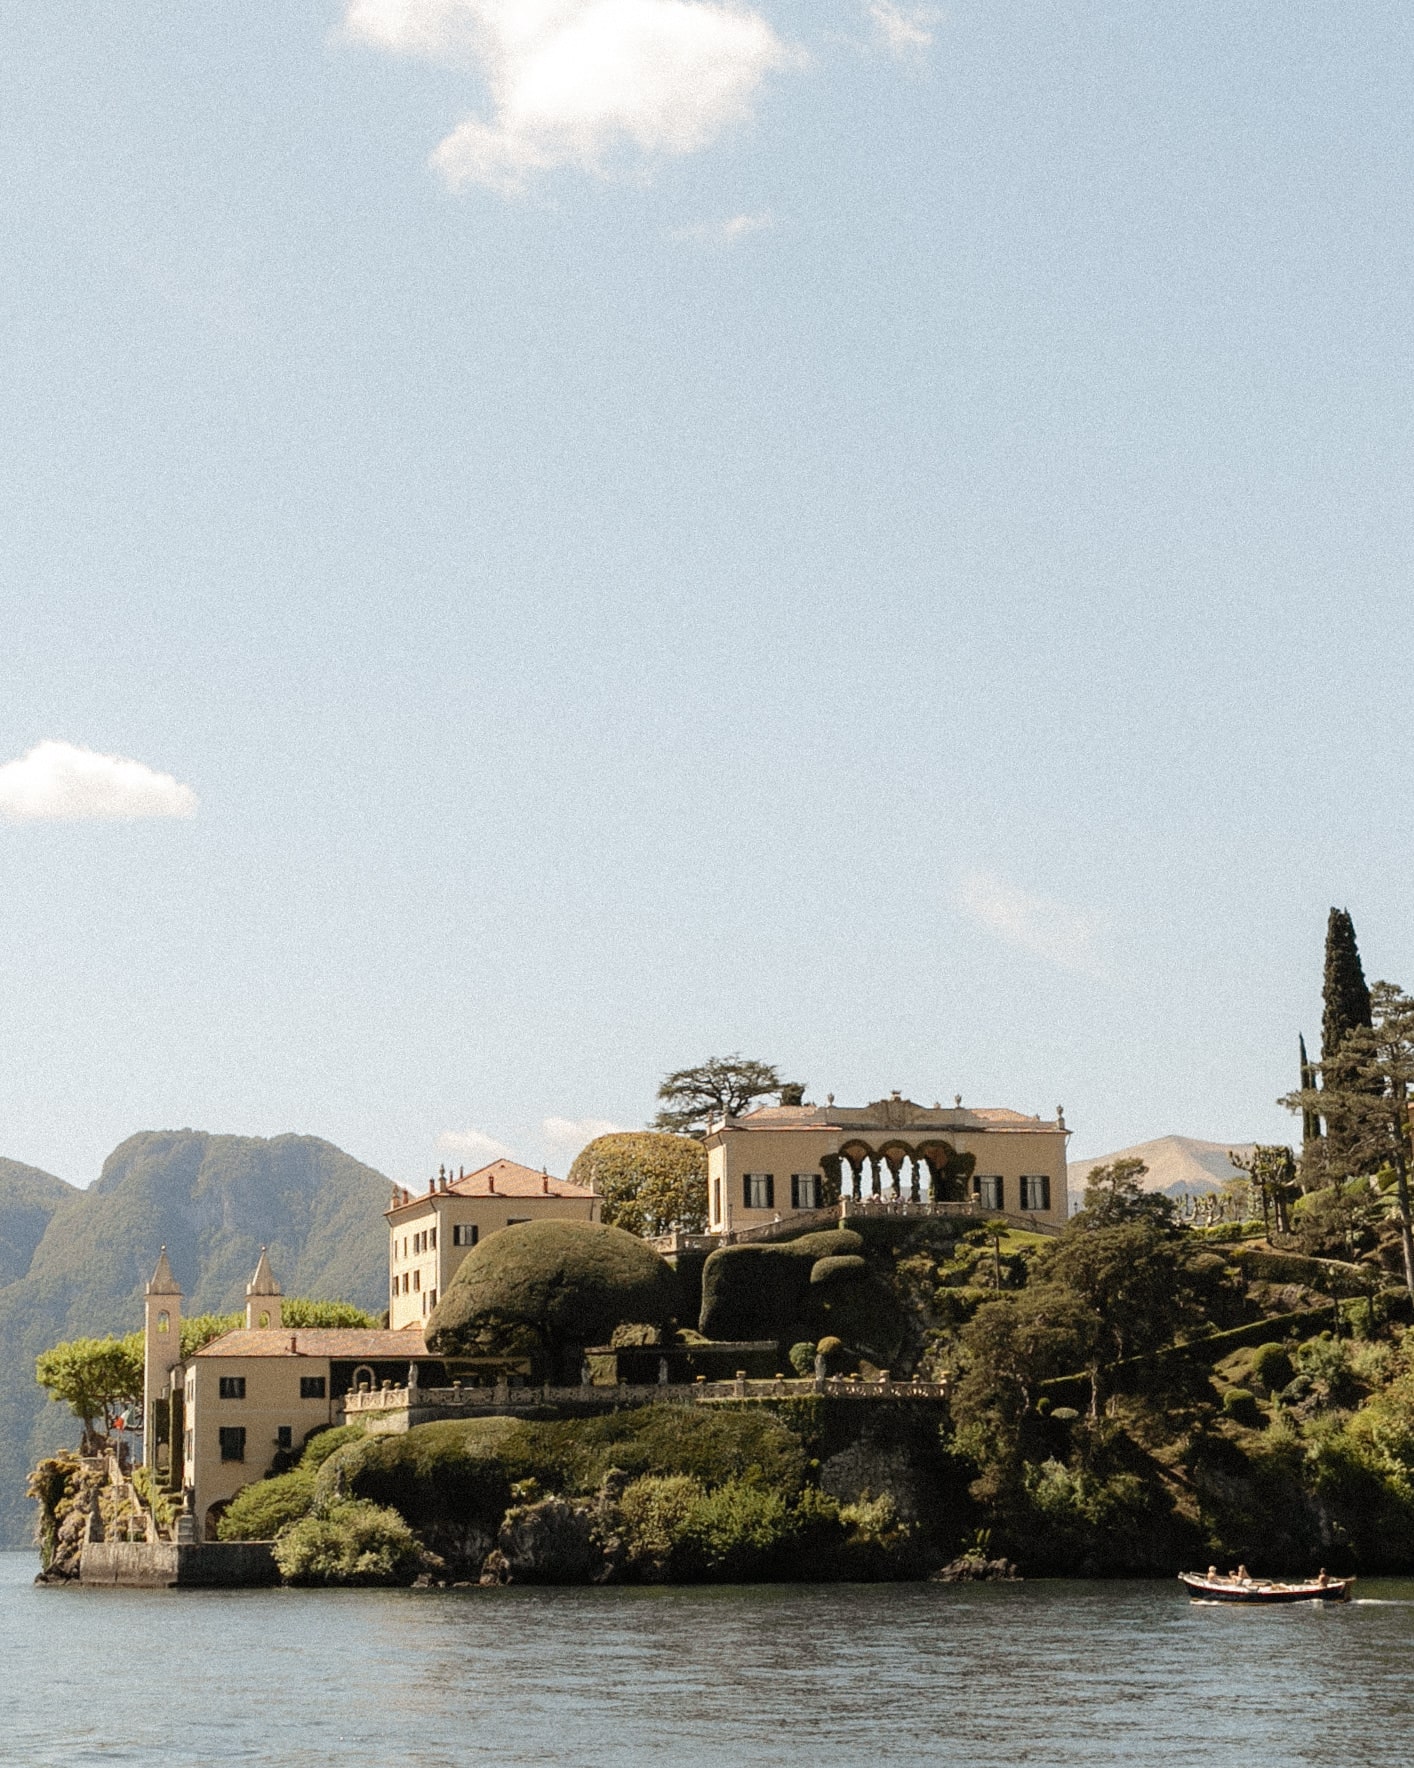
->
429, 1289, 437, 1308
453, 1223, 478, 1247
974, 1175, 1004, 1211
218, 1376, 246, 1400
219, 1427, 246, 1462
1021, 1175, 1051, 1212
791, 1174, 819, 1210
413, 1269, 420, 1291
276, 1426, 292, 1451
300, 1376, 326, 1400
402, 1273, 410, 1294
429, 1227, 437, 1250
712, 1178, 721, 1223
745, 1173, 774, 1210
156, 1310, 169, 1335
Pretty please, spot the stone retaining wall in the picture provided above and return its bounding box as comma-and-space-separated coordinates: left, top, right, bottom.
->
80, 1540, 278, 1587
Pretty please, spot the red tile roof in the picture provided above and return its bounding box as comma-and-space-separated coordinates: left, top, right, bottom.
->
194, 1328, 429, 1359
387, 1159, 598, 1212
451, 1158, 594, 1198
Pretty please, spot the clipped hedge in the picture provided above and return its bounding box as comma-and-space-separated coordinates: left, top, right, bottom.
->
1230, 1246, 1375, 1298
426, 1218, 680, 1375
699, 1231, 863, 1340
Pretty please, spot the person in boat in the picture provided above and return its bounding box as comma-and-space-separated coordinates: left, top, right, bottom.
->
1236, 1564, 1250, 1583
1317, 1569, 1329, 1586
1207, 1566, 1218, 1579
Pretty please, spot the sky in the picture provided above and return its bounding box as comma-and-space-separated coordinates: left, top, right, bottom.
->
3, 1, 1413, 1190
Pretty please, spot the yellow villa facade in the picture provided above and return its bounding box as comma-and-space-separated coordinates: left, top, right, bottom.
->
705, 1093, 1070, 1234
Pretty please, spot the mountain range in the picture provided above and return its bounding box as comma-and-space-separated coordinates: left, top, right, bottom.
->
0, 1131, 391, 1545
1068, 1135, 1258, 1204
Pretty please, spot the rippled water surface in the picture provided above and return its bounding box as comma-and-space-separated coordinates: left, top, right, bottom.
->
4, 1552, 1414, 1767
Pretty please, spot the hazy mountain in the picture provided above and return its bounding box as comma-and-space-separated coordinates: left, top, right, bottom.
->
0, 1158, 76, 1288
0, 1131, 392, 1545
1068, 1136, 1257, 1204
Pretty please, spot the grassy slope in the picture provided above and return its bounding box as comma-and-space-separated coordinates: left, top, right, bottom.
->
0, 1131, 391, 1545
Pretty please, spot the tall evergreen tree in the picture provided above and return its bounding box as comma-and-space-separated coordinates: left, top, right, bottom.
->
1298, 1033, 1321, 1146
1320, 907, 1375, 1173
1322, 908, 1373, 1072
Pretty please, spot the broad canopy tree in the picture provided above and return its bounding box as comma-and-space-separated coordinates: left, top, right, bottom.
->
651, 1056, 798, 1136
35, 1335, 143, 1454
568, 1132, 707, 1236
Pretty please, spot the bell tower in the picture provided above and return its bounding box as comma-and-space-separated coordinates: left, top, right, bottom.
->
143, 1247, 183, 1472
245, 1247, 283, 1330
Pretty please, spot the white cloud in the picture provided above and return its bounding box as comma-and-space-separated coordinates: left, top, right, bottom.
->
0, 741, 198, 824
343, 0, 799, 193
542, 1115, 628, 1154
670, 210, 773, 243
958, 870, 1104, 977
436, 1126, 514, 1162
867, 1, 936, 62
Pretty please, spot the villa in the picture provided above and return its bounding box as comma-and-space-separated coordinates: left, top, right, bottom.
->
705, 1093, 1070, 1235
143, 1156, 598, 1537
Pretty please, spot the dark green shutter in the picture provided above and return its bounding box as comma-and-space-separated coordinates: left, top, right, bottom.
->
743, 1175, 752, 1208
765, 1174, 775, 1209
790, 1174, 799, 1209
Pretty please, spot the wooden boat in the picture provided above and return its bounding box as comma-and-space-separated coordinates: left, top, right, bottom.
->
1178, 1571, 1354, 1604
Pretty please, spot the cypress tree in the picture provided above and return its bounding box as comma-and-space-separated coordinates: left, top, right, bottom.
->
1322, 908, 1373, 1073
1320, 907, 1375, 1173
1298, 1034, 1321, 1146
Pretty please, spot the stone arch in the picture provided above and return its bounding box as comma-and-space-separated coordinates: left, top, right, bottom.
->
204, 1499, 230, 1542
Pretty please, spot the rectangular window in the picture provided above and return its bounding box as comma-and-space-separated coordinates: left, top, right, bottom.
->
974, 1175, 1004, 1211
429, 1227, 437, 1250
791, 1174, 819, 1210
300, 1376, 326, 1400
413, 1269, 420, 1291
402, 1273, 410, 1294
745, 1173, 773, 1210
429, 1289, 437, 1308
712, 1178, 721, 1222
276, 1426, 292, 1451
1021, 1175, 1051, 1212
218, 1376, 246, 1400
453, 1223, 479, 1247
219, 1427, 246, 1462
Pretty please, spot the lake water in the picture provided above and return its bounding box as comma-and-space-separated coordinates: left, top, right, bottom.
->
3, 1551, 1414, 1767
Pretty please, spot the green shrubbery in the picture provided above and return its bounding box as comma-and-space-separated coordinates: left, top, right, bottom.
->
272, 1499, 427, 1586
219, 1424, 369, 1540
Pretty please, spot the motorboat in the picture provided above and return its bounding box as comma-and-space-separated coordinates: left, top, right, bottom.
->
1178, 1569, 1353, 1604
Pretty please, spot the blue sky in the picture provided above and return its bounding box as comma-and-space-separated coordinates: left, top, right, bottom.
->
2, 2, 1412, 1189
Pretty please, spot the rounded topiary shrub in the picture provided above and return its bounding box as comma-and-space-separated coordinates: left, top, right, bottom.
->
568, 1132, 708, 1237
1251, 1342, 1295, 1395
425, 1218, 680, 1377
1223, 1387, 1262, 1427
699, 1230, 863, 1340
788, 1341, 816, 1376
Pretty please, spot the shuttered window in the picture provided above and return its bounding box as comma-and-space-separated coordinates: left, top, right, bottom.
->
791, 1174, 819, 1210
1021, 1175, 1051, 1211
745, 1173, 773, 1209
